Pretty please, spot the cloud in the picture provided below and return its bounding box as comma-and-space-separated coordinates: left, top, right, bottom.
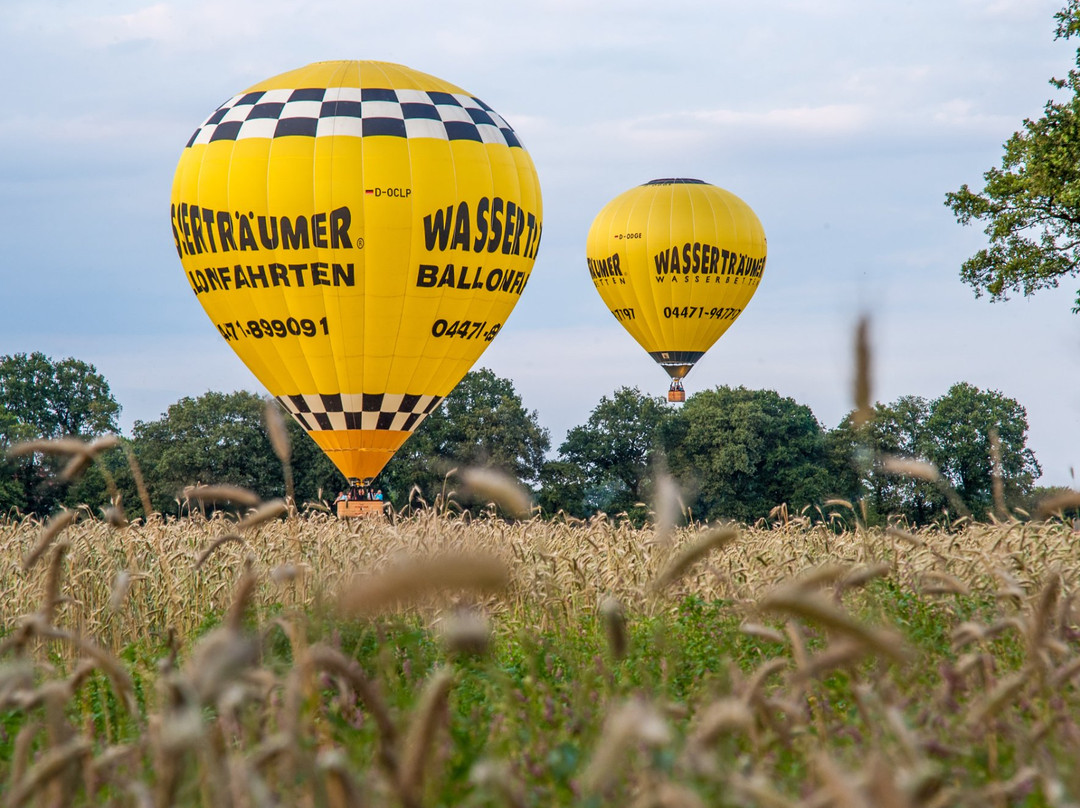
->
960, 0, 1058, 20
80, 3, 178, 48
927, 99, 1018, 132
74, 2, 282, 51
0, 112, 180, 151
690, 104, 872, 136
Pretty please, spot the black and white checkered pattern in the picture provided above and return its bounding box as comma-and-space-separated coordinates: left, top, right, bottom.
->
277, 392, 444, 433
187, 87, 522, 148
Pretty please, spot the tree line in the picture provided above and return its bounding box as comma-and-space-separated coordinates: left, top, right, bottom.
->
0, 351, 1055, 527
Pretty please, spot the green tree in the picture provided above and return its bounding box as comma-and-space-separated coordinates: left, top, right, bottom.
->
536, 460, 588, 518
0, 352, 120, 438
869, 396, 938, 523
378, 369, 550, 508
0, 408, 33, 515
822, 415, 866, 507
826, 385, 1040, 524
826, 397, 938, 525
661, 387, 832, 524
555, 387, 672, 517
0, 352, 122, 515
131, 391, 340, 514
922, 382, 1040, 517
945, 1, 1080, 311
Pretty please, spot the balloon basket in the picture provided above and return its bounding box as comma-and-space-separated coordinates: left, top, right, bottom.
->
667, 389, 686, 403
337, 499, 387, 519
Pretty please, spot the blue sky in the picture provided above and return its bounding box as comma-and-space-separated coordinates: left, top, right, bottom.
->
2, 0, 1079, 486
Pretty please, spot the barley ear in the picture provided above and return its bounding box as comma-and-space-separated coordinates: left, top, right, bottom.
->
398, 667, 455, 805
264, 397, 295, 509
852, 315, 873, 427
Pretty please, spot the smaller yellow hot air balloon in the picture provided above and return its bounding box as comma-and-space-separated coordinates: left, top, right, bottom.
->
586, 178, 766, 402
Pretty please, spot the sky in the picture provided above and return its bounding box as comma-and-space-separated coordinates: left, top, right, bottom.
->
2, 0, 1080, 487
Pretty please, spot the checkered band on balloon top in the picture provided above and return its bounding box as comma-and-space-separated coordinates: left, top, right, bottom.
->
186, 87, 523, 148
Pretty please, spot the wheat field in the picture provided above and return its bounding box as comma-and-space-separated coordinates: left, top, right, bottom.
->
2, 497, 1080, 806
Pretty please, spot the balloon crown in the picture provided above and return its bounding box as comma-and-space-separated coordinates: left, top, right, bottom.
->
643, 178, 707, 186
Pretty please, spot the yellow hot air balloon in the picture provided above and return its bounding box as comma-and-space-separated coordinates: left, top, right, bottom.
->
171, 61, 542, 483
586, 178, 765, 402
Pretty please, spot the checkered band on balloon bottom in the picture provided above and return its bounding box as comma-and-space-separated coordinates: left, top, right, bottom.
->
275, 392, 445, 481
276, 392, 444, 433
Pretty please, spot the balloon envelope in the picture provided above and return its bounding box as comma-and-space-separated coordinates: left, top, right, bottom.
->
171, 61, 542, 481
586, 178, 765, 385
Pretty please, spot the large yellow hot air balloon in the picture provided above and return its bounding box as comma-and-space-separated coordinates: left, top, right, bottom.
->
586, 178, 765, 402
171, 61, 542, 482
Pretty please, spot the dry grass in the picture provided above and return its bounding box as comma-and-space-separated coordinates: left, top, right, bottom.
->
4, 506, 1076, 651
